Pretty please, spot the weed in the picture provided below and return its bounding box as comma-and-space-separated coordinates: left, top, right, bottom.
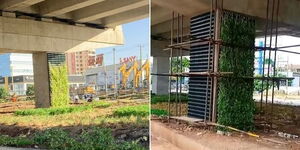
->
151, 94, 188, 104
113, 105, 149, 117
151, 109, 168, 116
32, 127, 145, 150
15, 101, 111, 116
0, 135, 34, 147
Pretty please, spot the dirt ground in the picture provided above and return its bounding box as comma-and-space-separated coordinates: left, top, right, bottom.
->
0, 99, 149, 148
152, 102, 300, 138
151, 119, 300, 150
255, 103, 300, 136
0, 101, 35, 114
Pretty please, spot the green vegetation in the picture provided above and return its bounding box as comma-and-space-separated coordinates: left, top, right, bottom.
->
151, 94, 188, 104
172, 57, 190, 73
0, 135, 34, 147
113, 105, 149, 117
151, 109, 168, 116
217, 12, 256, 131
15, 101, 111, 116
0, 87, 8, 99
26, 85, 34, 96
0, 128, 145, 150
49, 64, 70, 107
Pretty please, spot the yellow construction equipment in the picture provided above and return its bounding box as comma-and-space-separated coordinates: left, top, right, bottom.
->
119, 63, 134, 88
133, 60, 150, 88
119, 60, 150, 88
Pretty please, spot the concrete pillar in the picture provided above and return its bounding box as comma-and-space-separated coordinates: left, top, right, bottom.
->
152, 57, 170, 95
32, 52, 51, 108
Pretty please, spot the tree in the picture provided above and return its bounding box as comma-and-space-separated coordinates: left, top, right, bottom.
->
171, 57, 190, 73
26, 85, 35, 96
0, 87, 8, 99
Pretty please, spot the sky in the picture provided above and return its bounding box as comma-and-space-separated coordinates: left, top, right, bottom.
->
96, 18, 150, 65
256, 35, 300, 65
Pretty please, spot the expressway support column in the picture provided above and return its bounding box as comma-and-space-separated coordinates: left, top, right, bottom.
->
152, 56, 170, 95
32, 52, 51, 108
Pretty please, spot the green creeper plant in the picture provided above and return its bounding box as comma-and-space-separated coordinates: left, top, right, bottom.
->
217, 11, 256, 131
49, 64, 70, 107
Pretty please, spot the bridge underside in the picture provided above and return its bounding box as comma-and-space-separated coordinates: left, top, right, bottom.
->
0, 0, 149, 108
151, 0, 300, 95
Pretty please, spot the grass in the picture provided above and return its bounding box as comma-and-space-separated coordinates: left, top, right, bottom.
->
113, 105, 149, 117
0, 99, 7, 103
151, 109, 168, 116
0, 128, 145, 150
0, 100, 149, 128
0, 135, 34, 147
14, 101, 111, 116
151, 94, 188, 104
0, 100, 149, 149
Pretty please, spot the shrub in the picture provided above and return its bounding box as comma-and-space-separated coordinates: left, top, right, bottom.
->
113, 105, 149, 117
26, 85, 34, 96
0, 87, 8, 99
33, 128, 76, 149
49, 64, 69, 107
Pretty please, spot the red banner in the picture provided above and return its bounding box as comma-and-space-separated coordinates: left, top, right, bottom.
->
88, 56, 95, 66
96, 54, 104, 66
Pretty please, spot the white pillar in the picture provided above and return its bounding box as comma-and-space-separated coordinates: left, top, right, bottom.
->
152, 57, 170, 95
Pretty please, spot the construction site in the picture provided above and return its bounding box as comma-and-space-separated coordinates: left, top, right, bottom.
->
0, 0, 150, 149
151, 0, 300, 149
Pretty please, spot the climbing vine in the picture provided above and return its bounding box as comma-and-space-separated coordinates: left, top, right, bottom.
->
217, 11, 256, 131
49, 64, 69, 107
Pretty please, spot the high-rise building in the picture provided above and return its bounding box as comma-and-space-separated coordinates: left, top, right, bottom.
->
66, 50, 103, 75
0, 53, 33, 77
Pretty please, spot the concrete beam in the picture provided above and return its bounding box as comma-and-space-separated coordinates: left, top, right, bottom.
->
38, 0, 105, 16
101, 6, 149, 27
152, 18, 190, 36
73, 0, 148, 22
152, 0, 209, 16
0, 0, 44, 10
0, 16, 124, 53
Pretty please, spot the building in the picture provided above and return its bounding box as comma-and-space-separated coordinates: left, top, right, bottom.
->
84, 59, 147, 90
66, 50, 104, 75
85, 63, 122, 90
0, 75, 85, 96
0, 53, 33, 77
0, 75, 34, 95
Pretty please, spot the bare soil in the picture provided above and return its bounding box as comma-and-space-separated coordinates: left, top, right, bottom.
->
152, 119, 300, 150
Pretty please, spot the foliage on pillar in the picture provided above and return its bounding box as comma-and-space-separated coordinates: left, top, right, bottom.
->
49, 64, 69, 107
217, 11, 256, 131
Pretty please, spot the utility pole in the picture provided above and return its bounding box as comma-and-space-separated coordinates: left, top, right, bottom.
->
10, 66, 14, 95
113, 48, 117, 99
139, 45, 143, 88
104, 61, 108, 98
